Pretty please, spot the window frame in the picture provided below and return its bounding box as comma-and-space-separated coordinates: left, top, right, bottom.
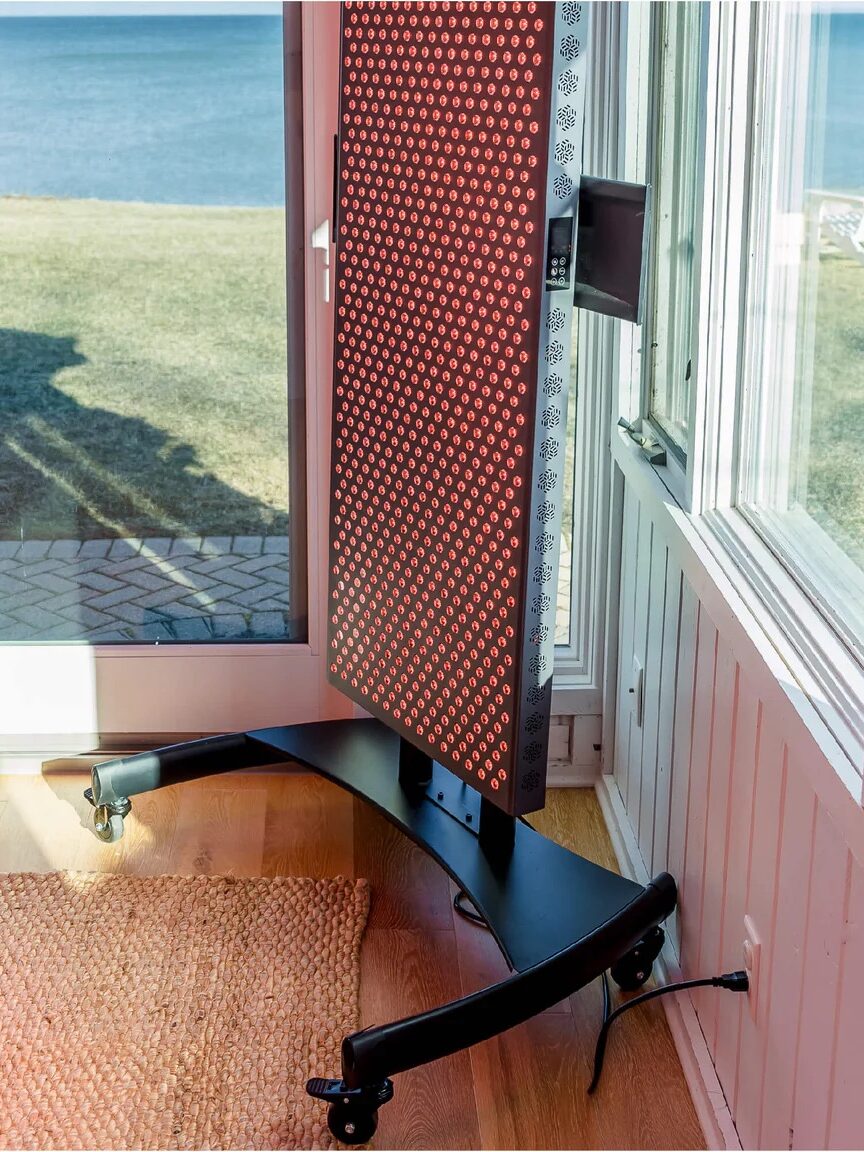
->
640, 0, 710, 473
733, 1, 864, 668
614, 1, 711, 515
683, 0, 864, 789
0, 3, 351, 755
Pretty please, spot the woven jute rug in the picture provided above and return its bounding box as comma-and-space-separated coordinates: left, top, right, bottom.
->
0, 872, 369, 1150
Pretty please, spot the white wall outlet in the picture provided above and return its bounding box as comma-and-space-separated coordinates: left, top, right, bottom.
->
743, 914, 762, 1021
630, 656, 644, 727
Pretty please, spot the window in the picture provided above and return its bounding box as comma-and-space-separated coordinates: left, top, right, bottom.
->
739, 3, 864, 660
0, 2, 306, 646
643, 1, 706, 461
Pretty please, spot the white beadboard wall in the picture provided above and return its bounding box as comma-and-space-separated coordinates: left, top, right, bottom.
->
610, 473, 864, 1151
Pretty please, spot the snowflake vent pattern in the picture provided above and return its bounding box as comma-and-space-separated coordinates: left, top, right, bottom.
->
514, 0, 589, 784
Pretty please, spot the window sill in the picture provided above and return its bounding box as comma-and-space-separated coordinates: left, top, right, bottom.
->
737, 503, 864, 668
638, 415, 690, 510
612, 428, 864, 815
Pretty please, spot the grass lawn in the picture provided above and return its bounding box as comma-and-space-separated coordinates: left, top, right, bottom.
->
805, 249, 864, 563
0, 196, 289, 540
2, 195, 859, 581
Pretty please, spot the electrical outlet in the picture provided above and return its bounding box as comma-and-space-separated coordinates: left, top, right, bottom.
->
743, 914, 762, 1020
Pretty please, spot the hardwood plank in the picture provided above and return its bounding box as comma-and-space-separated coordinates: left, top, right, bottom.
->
468, 997, 596, 1150
0, 773, 703, 1149
72, 776, 185, 876
528, 788, 620, 873
261, 774, 353, 879
0, 778, 54, 872
0, 771, 186, 875
353, 798, 453, 931
455, 909, 703, 1150
569, 979, 704, 1151
169, 778, 268, 876
360, 927, 481, 1151
467, 792, 703, 1148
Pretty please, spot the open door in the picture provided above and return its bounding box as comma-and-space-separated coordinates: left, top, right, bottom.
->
0, 3, 348, 755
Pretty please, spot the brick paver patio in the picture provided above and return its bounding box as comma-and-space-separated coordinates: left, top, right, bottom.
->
0, 535, 292, 642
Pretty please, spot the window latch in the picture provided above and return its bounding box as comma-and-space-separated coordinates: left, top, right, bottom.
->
311, 219, 331, 304
617, 417, 667, 466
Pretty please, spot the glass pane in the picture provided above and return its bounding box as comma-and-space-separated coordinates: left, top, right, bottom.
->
741, 6, 864, 651
0, 3, 305, 645
646, 1, 704, 457
794, 11, 864, 564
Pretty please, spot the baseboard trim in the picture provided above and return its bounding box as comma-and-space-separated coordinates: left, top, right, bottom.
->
547, 763, 601, 787
595, 772, 742, 1152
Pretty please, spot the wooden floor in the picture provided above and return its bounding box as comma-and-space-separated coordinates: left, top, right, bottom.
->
0, 770, 704, 1150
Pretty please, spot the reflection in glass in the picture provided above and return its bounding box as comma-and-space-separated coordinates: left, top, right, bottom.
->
0, 4, 304, 644
741, 6, 864, 654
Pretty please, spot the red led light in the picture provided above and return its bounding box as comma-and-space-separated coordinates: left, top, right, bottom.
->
328, 0, 556, 815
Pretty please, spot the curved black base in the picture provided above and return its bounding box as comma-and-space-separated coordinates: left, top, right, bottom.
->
88, 719, 677, 1097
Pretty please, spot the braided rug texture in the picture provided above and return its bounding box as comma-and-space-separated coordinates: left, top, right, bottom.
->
0, 872, 369, 1150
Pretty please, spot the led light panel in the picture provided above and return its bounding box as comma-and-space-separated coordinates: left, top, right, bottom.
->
328, 0, 588, 814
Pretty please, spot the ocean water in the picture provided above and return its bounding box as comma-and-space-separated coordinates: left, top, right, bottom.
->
0, 11, 861, 205
0, 15, 285, 206
817, 13, 864, 192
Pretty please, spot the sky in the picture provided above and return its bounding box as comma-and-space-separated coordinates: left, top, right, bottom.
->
0, 2, 281, 14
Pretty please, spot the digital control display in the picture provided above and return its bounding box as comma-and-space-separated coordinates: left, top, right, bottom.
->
546, 216, 574, 291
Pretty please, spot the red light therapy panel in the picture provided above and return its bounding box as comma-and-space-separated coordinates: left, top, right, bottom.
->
328, 1, 589, 815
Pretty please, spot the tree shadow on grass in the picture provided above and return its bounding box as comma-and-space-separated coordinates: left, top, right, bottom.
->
0, 328, 289, 540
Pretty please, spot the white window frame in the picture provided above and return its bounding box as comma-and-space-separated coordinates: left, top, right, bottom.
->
641, 2, 709, 474
0, 5, 349, 757
732, 3, 864, 667
614, 2, 711, 515
686, 0, 864, 789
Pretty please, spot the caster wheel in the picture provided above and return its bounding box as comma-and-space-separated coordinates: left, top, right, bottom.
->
327, 1101, 378, 1145
93, 806, 125, 843
611, 926, 665, 991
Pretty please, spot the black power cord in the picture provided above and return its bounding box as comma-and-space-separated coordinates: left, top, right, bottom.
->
588, 970, 749, 1094
452, 889, 749, 1097
453, 888, 487, 926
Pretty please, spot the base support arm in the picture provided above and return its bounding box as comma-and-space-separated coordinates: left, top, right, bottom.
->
337, 873, 677, 1088
89, 732, 279, 806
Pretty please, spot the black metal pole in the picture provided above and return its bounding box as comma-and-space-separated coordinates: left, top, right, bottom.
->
398, 737, 433, 792
478, 795, 516, 859
90, 732, 272, 805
